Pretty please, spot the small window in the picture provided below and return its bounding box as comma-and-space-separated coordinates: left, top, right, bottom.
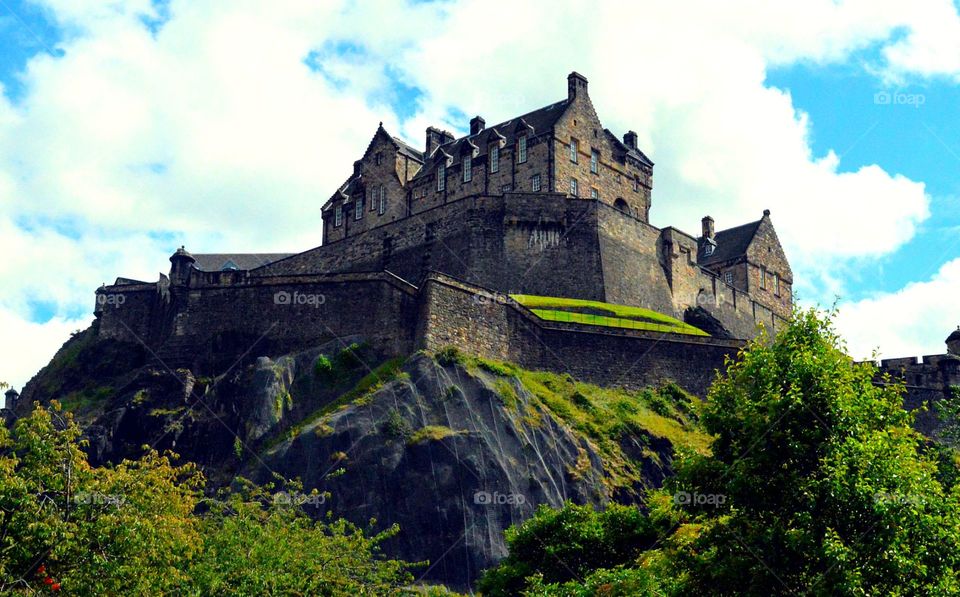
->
379, 185, 386, 215
375, 152, 383, 166
463, 155, 472, 182
437, 163, 446, 191
490, 145, 499, 173
570, 178, 578, 197
531, 174, 541, 192
724, 271, 733, 285
335, 205, 342, 227
502, 184, 512, 192
633, 176, 640, 192
590, 188, 598, 199
517, 135, 527, 163
355, 199, 364, 220
774, 273, 780, 296
369, 188, 376, 211
590, 149, 599, 173
760, 268, 767, 289
704, 243, 714, 256
570, 139, 578, 162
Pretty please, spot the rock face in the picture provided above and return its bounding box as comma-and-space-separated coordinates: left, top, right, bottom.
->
16, 329, 685, 590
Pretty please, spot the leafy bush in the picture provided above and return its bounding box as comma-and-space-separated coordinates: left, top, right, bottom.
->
435, 346, 464, 366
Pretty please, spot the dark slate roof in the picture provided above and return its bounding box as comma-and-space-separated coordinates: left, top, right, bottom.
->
698, 219, 762, 266
948, 328, 960, 343
393, 136, 423, 161
192, 253, 294, 272
409, 99, 570, 182
603, 129, 654, 168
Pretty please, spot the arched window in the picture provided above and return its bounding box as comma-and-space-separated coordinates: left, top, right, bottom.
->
614, 198, 629, 213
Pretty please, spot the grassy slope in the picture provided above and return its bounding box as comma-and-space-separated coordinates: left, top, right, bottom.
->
511, 295, 708, 337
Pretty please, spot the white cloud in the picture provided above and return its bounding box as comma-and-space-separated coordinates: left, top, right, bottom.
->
836, 258, 960, 360
1, 0, 959, 388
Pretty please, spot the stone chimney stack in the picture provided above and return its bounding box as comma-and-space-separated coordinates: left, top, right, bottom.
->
623, 131, 638, 149
470, 116, 485, 136
426, 127, 443, 156
702, 216, 715, 240
4, 388, 18, 410
947, 327, 960, 356
567, 71, 588, 101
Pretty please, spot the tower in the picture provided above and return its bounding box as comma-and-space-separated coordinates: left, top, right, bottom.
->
169, 246, 196, 286
947, 327, 960, 356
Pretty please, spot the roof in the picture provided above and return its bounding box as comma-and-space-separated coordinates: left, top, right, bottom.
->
603, 129, 654, 168
698, 219, 762, 266
393, 136, 423, 161
948, 328, 960, 343
409, 99, 570, 182
192, 253, 295, 272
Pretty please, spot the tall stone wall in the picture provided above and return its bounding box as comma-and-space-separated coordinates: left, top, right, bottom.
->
872, 354, 960, 438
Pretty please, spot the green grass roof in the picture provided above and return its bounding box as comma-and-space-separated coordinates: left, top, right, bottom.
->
510, 295, 709, 337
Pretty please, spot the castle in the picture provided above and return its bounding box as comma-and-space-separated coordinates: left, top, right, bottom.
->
86, 72, 799, 396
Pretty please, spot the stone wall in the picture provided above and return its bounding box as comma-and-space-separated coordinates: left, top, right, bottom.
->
872, 354, 960, 438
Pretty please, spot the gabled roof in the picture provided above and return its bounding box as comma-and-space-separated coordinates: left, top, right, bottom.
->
603, 129, 654, 169
698, 219, 763, 266
192, 254, 295, 272
410, 99, 570, 181
393, 136, 423, 161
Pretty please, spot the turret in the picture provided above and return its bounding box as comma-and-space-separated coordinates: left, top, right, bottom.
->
169, 246, 196, 286
947, 327, 960, 356
4, 388, 18, 410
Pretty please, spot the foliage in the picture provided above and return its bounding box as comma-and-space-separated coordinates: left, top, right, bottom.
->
435, 346, 465, 367
510, 295, 709, 336
658, 308, 960, 595
383, 409, 412, 440
407, 425, 460, 445
478, 502, 660, 597
0, 402, 446, 595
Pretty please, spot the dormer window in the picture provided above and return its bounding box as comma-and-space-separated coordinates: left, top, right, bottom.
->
463, 155, 472, 182
335, 205, 342, 227
437, 163, 446, 191
517, 135, 527, 163
570, 138, 578, 163
704, 243, 715, 256
490, 145, 500, 173
221, 260, 239, 271
590, 149, 599, 174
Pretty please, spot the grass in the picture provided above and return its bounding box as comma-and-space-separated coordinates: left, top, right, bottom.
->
460, 353, 713, 493
510, 295, 709, 336
59, 386, 112, 415
407, 425, 461, 445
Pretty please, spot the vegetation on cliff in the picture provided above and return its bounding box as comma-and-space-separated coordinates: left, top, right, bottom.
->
511, 294, 709, 336
480, 309, 960, 595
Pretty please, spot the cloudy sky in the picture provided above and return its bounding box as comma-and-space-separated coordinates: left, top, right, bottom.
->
1, 0, 959, 389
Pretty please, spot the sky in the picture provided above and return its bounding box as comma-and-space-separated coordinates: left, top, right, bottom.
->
1, 0, 959, 390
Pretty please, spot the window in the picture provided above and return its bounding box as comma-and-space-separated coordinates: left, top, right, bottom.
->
569, 178, 578, 196
463, 155, 472, 182
724, 271, 733, 285
760, 267, 767, 289
633, 176, 640, 192
437, 163, 446, 191
490, 145, 499, 173
369, 188, 376, 211
379, 185, 386, 215
375, 152, 382, 166
590, 149, 599, 173
517, 135, 527, 163
570, 138, 578, 162
704, 243, 714, 256
502, 184, 512, 192
774, 273, 780, 296
531, 174, 541, 192
590, 188, 598, 199
335, 205, 342, 227
355, 199, 363, 220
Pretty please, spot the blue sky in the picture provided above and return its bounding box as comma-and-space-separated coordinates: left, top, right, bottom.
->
0, 0, 958, 388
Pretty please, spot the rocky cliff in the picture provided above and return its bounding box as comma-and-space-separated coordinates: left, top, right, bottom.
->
14, 325, 709, 590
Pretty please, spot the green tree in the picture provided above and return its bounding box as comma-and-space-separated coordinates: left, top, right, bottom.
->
478, 502, 660, 597
664, 309, 960, 595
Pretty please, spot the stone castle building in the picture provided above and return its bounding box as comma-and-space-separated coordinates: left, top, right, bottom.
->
90, 72, 799, 395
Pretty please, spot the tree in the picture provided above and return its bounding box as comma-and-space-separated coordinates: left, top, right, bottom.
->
664, 309, 960, 595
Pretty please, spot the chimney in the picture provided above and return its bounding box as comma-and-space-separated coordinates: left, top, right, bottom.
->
470, 116, 485, 136
567, 71, 588, 101
623, 131, 638, 149
4, 388, 18, 410
701, 216, 715, 240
